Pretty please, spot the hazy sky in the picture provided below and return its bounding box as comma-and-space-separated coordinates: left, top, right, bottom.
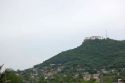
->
0, 0, 125, 70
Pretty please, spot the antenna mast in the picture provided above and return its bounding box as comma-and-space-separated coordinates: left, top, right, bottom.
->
105, 29, 108, 39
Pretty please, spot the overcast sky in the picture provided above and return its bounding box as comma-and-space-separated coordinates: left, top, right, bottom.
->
0, 0, 125, 70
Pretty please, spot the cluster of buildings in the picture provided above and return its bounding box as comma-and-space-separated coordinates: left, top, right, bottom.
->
20, 63, 125, 83
30, 64, 64, 79
30, 64, 107, 81
85, 36, 105, 40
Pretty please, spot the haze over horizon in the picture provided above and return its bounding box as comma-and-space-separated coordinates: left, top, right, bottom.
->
0, 0, 125, 70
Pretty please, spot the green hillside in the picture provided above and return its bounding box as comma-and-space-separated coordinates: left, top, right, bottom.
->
34, 37, 125, 70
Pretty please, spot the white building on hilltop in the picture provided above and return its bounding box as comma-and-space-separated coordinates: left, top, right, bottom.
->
85, 36, 104, 40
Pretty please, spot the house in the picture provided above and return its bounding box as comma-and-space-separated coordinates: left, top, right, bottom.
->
83, 74, 91, 81
93, 74, 100, 80
118, 79, 125, 83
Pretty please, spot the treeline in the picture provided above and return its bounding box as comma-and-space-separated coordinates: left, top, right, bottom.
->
1, 67, 125, 83
0, 65, 23, 83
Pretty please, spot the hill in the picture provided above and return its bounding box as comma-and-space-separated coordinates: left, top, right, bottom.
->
34, 37, 125, 71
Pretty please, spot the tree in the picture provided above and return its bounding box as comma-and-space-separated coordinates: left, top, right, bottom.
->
0, 67, 23, 83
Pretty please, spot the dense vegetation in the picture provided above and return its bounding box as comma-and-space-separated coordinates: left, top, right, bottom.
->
1, 38, 125, 83
0, 67, 23, 83
34, 38, 125, 70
